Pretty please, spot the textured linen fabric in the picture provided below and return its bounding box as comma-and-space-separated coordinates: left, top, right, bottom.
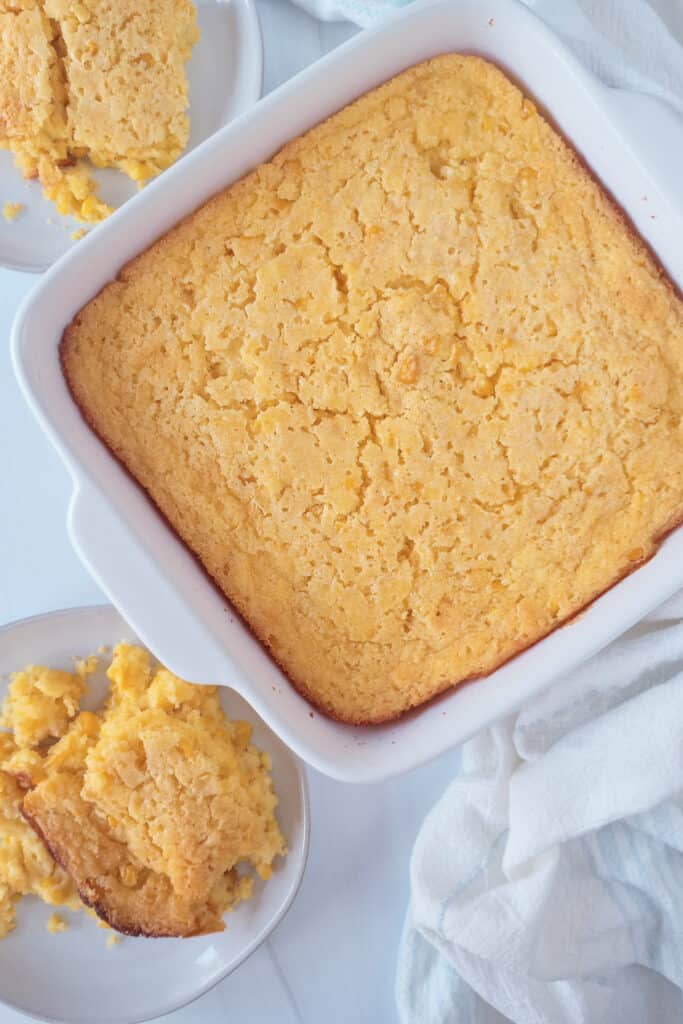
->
397, 595, 683, 1023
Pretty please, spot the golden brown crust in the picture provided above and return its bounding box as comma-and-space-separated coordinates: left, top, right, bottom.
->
21, 789, 221, 938
61, 54, 683, 725
0, 764, 79, 938
17, 645, 284, 936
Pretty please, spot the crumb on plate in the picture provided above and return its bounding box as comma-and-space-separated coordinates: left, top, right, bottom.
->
74, 655, 97, 678
2, 202, 23, 222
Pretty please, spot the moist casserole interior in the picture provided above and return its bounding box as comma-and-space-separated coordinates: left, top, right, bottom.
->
61, 55, 683, 724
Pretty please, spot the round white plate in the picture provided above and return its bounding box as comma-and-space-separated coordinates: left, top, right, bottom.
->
0, 0, 263, 274
0, 605, 308, 1024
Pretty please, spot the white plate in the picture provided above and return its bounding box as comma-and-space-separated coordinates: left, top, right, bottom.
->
0, 605, 309, 1024
12, 0, 683, 782
0, 0, 263, 274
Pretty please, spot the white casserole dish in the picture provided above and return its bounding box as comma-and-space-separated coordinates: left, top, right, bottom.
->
12, 0, 683, 782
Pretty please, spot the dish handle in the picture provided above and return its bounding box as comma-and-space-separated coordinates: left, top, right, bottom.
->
67, 484, 235, 684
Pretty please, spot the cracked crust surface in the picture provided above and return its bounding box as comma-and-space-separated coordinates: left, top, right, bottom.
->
62, 55, 683, 724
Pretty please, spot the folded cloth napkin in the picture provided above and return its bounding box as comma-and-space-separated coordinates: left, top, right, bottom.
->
397, 593, 683, 1023
285, 0, 683, 1018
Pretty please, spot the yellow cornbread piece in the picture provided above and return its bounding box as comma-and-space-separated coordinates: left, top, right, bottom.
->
46, 912, 67, 932
82, 644, 284, 902
1, 664, 87, 750
0, 749, 79, 938
0, 664, 86, 935
0, 0, 69, 175
62, 55, 683, 724
23, 714, 253, 937
44, 0, 199, 184
0, 0, 197, 221
2, 201, 23, 221
0, 643, 284, 938
0, 0, 104, 220
20, 643, 285, 937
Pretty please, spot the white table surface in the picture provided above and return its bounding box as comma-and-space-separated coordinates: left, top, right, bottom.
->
0, 2, 459, 1022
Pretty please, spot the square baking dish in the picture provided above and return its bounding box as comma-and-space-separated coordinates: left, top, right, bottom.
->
12, 0, 683, 782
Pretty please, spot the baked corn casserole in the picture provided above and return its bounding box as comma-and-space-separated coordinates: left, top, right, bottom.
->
0, 0, 198, 222
0, 663, 90, 937
0, 644, 285, 938
62, 55, 683, 724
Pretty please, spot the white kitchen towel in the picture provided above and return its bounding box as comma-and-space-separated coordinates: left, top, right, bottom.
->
396, 593, 683, 1023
